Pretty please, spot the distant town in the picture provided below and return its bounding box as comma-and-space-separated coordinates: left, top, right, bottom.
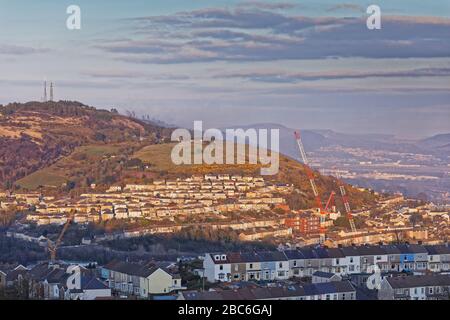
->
1, 173, 449, 300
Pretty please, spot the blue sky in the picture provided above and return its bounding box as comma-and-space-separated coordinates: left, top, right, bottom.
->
0, 0, 449, 138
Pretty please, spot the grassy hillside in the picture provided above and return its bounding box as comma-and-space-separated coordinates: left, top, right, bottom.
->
133, 142, 377, 210
0, 101, 169, 188
2, 100, 377, 210
15, 138, 377, 210
16, 144, 128, 190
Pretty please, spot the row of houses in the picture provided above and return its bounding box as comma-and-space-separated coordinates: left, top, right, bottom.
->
1, 260, 187, 299
379, 274, 450, 300
0, 263, 111, 300
18, 175, 292, 226
179, 281, 356, 300
101, 261, 185, 298
204, 244, 450, 283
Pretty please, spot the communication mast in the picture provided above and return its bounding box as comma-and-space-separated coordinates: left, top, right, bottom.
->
49, 82, 54, 101
43, 81, 47, 102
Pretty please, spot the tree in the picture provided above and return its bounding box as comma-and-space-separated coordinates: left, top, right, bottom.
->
409, 213, 423, 228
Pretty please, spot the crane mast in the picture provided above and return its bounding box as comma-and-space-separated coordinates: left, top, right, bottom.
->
294, 131, 327, 244
48, 212, 74, 262
335, 171, 357, 233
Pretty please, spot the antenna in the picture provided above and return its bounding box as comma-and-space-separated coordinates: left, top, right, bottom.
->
43, 81, 47, 102
50, 82, 54, 101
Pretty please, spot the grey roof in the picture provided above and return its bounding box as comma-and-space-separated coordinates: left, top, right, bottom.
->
81, 276, 109, 290
313, 271, 339, 279
283, 250, 304, 260
303, 281, 355, 296
104, 261, 173, 278
182, 281, 355, 300
396, 244, 427, 254
387, 274, 450, 289
425, 245, 450, 255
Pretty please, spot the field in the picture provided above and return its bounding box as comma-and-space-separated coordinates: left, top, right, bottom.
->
16, 144, 128, 189
133, 142, 268, 176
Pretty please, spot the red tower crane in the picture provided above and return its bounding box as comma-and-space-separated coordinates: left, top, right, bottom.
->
47, 212, 75, 262
293, 131, 334, 244
334, 170, 357, 233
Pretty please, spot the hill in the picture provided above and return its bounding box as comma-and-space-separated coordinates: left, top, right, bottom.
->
1, 102, 377, 210
418, 133, 450, 150
0, 101, 169, 188
132, 143, 377, 210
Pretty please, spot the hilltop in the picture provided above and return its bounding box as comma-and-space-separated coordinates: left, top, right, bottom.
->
0, 102, 377, 210
0, 101, 170, 187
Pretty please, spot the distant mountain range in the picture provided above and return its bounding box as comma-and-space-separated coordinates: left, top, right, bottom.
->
220, 123, 450, 160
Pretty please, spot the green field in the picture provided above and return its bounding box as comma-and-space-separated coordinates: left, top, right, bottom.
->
16, 144, 126, 189
133, 142, 267, 175
16, 169, 66, 189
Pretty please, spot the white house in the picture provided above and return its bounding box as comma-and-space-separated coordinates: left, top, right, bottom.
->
204, 254, 231, 283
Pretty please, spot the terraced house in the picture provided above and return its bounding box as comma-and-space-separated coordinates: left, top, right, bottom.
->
204, 244, 450, 283
378, 274, 450, 300
102, 261, 185, 297
204, 252, 289, 283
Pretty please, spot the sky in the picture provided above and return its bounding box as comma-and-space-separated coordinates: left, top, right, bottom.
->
0, 0, 449, 139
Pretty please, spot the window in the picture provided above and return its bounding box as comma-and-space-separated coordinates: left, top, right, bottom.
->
249, 263, 253, 269
174, 280, 177, 285
336, 259, 340, 265
279, 262, 283, 268
219, 265, 223, 271
293, 261, 297, 267
350, 258, 353, 263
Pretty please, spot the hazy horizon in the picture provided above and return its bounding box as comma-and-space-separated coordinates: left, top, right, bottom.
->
1, 0, 449, 139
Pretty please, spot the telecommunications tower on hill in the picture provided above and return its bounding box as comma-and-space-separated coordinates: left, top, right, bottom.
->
50, 82, 54, 101
42, 81, 47, 102
42, 81, 55, 102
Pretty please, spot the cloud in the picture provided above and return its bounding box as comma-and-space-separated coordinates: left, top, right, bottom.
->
83, 70, 145, 79
327, 4, 365, 13
219, 68, 450, 83
237, 1, 299, 10
96, 6, 450, 65
0, 44, 48, 55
